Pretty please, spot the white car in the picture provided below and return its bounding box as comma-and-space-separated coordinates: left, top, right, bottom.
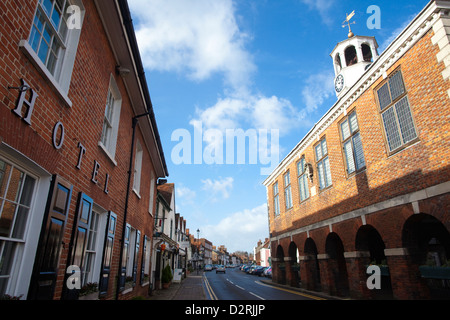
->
216, 265, 226, 274
205, 264, 213, 271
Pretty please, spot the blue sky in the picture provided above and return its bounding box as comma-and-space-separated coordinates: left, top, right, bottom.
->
128, 0, 427, 253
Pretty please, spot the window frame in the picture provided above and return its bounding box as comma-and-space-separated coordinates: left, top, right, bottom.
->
132, 140, 143, 197
283, 170, 293, 210
314, 137, 332, 190
273, 182, 280, 217
98, 75, 122, 164
20, 0, 86, 106
297, 157, 310, 203
374, 68, 419, 155
339, 110, 366, 176
0, 159, 38, 297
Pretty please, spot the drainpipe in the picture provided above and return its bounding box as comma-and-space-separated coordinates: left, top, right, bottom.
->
115, 111, 151, 300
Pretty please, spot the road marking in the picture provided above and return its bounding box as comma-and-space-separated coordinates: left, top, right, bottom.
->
203, 276, 218, 300
235, 285, 245, 290
226, 279, 234, 285
255, 281, 326, 300
249, 292, 266, 300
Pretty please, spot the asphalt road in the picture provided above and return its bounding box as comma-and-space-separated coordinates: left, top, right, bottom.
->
203, 267, 326, 301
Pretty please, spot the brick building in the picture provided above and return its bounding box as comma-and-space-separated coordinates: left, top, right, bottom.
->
263, 0, 450, 299
254, 238, 271, 267
0, 0, 168, 300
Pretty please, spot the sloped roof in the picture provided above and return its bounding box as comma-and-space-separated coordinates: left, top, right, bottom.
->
157, 183, 174, 207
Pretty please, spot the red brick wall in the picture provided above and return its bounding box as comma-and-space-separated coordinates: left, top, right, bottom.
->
0, 0, 157, 300
268, 28, 450, 248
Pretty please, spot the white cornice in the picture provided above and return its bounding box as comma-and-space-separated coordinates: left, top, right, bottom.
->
263, 0, 443, 188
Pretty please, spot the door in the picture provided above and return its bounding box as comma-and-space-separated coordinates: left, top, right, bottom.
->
118, 224, 131, 291
98, 211, 117, 297
28, 176, 73, 300
63, 192, 93, 300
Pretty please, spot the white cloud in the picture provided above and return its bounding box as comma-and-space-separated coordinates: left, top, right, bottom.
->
299, 0, 336, 26
129, 0, 255, 89
176, 185, 196, 202
191, 92, 304, 135
201, 177, 234, 201
200, 203, 269, 253
301, 69, 335, 113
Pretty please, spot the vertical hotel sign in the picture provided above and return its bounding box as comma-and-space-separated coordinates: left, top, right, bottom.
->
10, 79, 110, 194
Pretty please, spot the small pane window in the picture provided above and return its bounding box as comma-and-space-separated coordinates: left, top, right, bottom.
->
0, 158, 37, 296
376, 70, 417, 152
297, 158, 309, 202
315, 138, 332, 189
284, 171, 292, 210
340, 112, 366, 175
29, 0, 70, 76
273, 182, 280, 217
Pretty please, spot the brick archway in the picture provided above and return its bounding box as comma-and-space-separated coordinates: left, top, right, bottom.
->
354, 225, 393, 299
272, 245, 286, 285
301, 238, 321, 291
287, 242, 300, 287
323, 232, 349, 297
400, 213, 450, 299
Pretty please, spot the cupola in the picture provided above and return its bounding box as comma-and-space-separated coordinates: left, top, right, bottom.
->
331, 13, 379, 98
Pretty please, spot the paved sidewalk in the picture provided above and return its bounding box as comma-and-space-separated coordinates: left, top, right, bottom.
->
147, 272, 207, 300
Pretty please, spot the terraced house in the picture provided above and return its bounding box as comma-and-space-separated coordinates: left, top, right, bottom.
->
0, 0, 168, 300
263, 0, 450, 300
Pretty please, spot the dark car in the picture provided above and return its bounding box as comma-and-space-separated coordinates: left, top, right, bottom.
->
253, 266, 266, 276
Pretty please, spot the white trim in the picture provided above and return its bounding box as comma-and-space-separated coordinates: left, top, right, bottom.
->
0, 143, 52, 299
19, 40, 72, 107
100, 74, 122, 161
270, 181, 450, 243
98, 141, 118, 166
384, 248, 409, 256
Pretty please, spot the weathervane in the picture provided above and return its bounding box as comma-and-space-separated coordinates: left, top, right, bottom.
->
342, 10, 356, 38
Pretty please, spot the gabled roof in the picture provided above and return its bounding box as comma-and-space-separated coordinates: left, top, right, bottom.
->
157, 183, 175, 208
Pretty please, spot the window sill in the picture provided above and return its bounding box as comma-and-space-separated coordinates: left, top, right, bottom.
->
318, 185, 333, 194
386, 139, 421, 159
19, 40, 72, 108
346, 168, 367, 180
133, 189, 141, 199
98, 142, 118, 166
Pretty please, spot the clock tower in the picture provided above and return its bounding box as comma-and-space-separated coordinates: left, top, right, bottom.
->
331, 12, 379, 98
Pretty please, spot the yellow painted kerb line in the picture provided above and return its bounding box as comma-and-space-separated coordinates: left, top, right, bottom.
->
256, 281, 327, 300
203, 275, 218, 300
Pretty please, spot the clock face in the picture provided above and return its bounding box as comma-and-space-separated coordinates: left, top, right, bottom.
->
335, 74, 344, 93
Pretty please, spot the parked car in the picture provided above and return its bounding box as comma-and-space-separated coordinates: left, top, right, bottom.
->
204, 264, 213, 271
253, 266, 266, 276
264, 267, 272, 278
247, 265, 258, 274
216, 265, 226, 274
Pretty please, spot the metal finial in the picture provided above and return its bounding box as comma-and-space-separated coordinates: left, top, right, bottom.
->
342, 10, 356, 38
